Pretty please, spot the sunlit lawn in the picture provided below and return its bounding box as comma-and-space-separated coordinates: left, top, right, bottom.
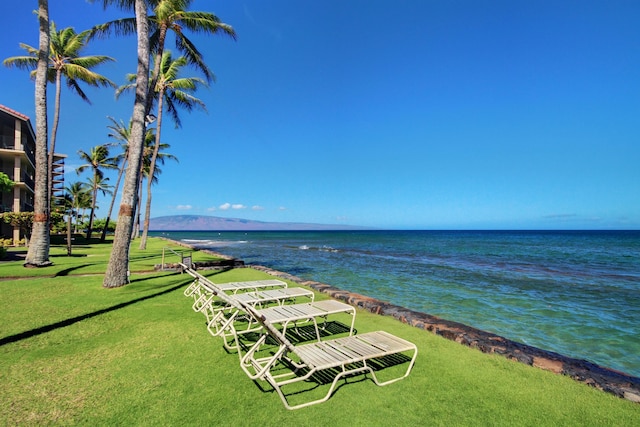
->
1, 237, 638, 425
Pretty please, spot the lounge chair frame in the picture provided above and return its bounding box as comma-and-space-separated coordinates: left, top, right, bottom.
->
239, 304, 418, 410
199, 285, 355, 350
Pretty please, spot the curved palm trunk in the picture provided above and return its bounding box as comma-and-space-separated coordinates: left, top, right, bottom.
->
139, 92, 164, 250
25, 0, 52, 267
104, 0, 149, 288
148, 24, 168, 113
132, 174, 143, 239
100, 156, 126, 242
86, 173, 98, 240
47, 69, 62, 205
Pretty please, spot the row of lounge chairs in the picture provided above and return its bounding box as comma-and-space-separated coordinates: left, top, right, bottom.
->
182, 266, 418, 410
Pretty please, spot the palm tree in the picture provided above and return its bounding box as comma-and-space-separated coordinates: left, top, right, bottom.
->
135, 131, 177, 244
87, 174, 113, 235
76, 145, 117, 240
100, 117, 130, 242
66, 181, 91, 233
132, 127, 158, 239
118, 51, 204, 249
59, 193, 75, 255
101, 118, 158, 241
24, 0, 51, 267
103, 0, 151, 288
99, 0, 234, 287
62, 181, 90, 254
3, 22, 116, 204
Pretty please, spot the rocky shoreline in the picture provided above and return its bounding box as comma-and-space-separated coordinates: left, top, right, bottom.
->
158, 237, 640, 404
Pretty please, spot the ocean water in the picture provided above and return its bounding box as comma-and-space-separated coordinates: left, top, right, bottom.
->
152, 230, 640, 377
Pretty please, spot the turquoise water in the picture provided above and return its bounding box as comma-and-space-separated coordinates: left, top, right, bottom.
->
152, 230, 640, 377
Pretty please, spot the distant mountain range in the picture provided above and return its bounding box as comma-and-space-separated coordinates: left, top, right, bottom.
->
149, 215, 370, 231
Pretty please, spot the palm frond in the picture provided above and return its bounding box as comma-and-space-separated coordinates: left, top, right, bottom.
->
66, 79, 92, 104
64, 62, 116, 88
174, 34, 214, 82
88, 17, 137, 40
2, 55, 38, 70
177, 11, 237, 39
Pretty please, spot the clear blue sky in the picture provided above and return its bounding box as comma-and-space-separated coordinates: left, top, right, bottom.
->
1, 0, 639, 229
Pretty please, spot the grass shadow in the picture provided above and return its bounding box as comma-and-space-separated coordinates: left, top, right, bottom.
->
0, 278, 190, 347
54, 265, 97, 277
51, 254, 88, 258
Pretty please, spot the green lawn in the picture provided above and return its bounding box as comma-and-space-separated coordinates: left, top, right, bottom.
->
1, 238, 638, 425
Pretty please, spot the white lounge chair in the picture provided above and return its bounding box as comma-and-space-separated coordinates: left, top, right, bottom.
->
197, 280, 355, 350
190, 278, 289, 314
239, 303, 418, 410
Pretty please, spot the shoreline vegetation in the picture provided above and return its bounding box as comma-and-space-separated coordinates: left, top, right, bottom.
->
161, 237, 640, 404
1, 236, 639, 425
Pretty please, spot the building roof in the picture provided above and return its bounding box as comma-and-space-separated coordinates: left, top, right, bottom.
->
0, 104, 31, 122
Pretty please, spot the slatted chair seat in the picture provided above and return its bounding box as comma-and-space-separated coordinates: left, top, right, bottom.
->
232, 287, 314, 307
295, 331, 415, 369
255, 300, 356, 341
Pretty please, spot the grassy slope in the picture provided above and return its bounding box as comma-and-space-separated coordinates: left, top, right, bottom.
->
0, 238, 638, 426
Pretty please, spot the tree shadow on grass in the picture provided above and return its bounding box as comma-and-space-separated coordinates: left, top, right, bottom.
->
54, 264, 98, 277
51, 254, 88, 258
0, 278, 191, 347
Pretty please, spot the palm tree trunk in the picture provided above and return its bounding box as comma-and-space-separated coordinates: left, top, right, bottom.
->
100, 156, 126, 242
47, 70, 62, 205
25, 0, 52, 267
86, 175, 98, 240
133, 174, 143, 238
139, 93, 164, 250
103, 0, 149, 288
66, 211, 72, 256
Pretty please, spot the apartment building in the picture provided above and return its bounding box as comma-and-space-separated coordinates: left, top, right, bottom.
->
0, 104, 66, 243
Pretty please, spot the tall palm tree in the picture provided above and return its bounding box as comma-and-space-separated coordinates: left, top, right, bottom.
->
100, 116, 131, 242
76, 145, 118, 240
3, 22, 116, 204
24, 0, 51, 267
103, 0, 151, 288
101, 118, 158, 242
132, 127, 158, 239
118, 51, 204, 249
66, 181, 91, 233
95, 0, 234, 287
59, 192, 75, 255
63, 181, 90, 254
135, 131, 177, 243
87, 174, 113, 234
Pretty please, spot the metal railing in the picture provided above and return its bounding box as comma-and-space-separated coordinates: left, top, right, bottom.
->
161, 247, 193, 271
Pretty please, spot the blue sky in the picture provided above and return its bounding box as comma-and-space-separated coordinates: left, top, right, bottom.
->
1, 0, 638, 229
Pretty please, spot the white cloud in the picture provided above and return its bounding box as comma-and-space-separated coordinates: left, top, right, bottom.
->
278, 206, 287, 211
252, 205, 265, 210
207, 206, 217, 211
176, 205, 192, 210
220, 202, 247, 210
